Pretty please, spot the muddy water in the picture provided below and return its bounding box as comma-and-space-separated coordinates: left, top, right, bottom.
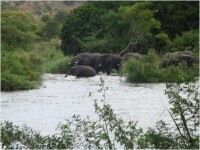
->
1, 74, 171, 135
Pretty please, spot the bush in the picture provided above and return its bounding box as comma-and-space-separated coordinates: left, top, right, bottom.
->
1, 38, 67, 91
1, 50, 42, 91
138, 83, 199, 149
1, 10, 38, 51
160, 66, 197, 83
1, 73, 38, 91
171, 30, 199, 52
121, 49, 198, 83
121, 49, 161, 83
48, 56, 73, 74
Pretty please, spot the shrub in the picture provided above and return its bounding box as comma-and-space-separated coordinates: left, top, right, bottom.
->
138, 83, 199, 149
48, 56, 73, 74
1, 50, 42, 91
171, 30, 199, 52
121, 49, 161, 83
1, 73, 38, 91
161, 66, 197, 83
121, 49, 198, 83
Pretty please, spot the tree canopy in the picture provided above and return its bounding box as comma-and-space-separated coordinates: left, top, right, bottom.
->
60, 1, 199, 55
1, 10, 38, 50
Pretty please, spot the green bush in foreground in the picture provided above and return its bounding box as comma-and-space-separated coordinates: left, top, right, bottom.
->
138, 83, 199, 149
1, 80, 199, 149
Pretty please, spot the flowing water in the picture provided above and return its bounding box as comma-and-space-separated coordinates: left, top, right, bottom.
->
1, 73, 172, 135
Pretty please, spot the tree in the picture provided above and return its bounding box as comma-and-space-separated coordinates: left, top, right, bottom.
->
60, 3, 104, 55
152, 1, 199, 39
54, 9, 67, 23
40, 20, 60, 38
1, 10, 38, 50
103, 2, 161, 54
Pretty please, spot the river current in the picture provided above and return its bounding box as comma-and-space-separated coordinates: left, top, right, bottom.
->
1, 74, 171, 135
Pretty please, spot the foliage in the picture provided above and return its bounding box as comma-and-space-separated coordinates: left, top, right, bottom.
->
47, 56, 73, 74
39, 20, 60, 38
121, 49, 161, 83
1, 10, 38, 51
171, 30, 199, 52
31, 38, 65, 73
60, 2, 163, 55
138, 83, 199, 149
54, 9, 67, 23
1, 38, 66, 91
1, 121, 73, 149
102, 2, 161, 54
1, 50, 42, 91
152, 1, 199, 39
61, 2, 104, 55
1, 73, 38, 91
160, 66, 197, 83
121, 49, 198, 83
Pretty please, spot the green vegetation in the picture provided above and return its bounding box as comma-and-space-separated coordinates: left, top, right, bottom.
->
61, 1, 199, 55
121, 50, 198, 83
1, 10, 38, 51
1, 1, 199, 87
61, 2, 162, 55
171, 30, 199, 53
1, 5, 72, 91
1, 80, 199, 149
1, 2, 199, 149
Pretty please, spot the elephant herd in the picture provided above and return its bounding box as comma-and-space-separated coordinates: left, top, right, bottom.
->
160, 50, 198, 68
65, 50, 197, 78
65, 52, 124, 77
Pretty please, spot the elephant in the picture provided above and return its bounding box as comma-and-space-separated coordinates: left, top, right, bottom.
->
70, 52, 103, 73
160, 50, 194, 68
121, 52, 142, 62
65, 65, 96, 78
100, 54, 122, 75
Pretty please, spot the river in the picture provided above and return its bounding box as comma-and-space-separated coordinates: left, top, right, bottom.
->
1, 73, 172, 135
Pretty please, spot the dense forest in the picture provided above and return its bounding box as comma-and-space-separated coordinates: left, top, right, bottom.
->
1, 1, 199, 149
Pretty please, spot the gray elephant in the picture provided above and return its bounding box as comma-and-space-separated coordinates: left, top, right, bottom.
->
101, 54, 122, 75
65, 65, 96, 77
121, 52, 142, 62
160, 50, 194, 68
70, 52, 103, 73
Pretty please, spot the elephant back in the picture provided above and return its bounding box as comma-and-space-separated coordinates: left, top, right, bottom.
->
160, 50, 194, 68
66, 65, 96, 77
122, 52, 142, 62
